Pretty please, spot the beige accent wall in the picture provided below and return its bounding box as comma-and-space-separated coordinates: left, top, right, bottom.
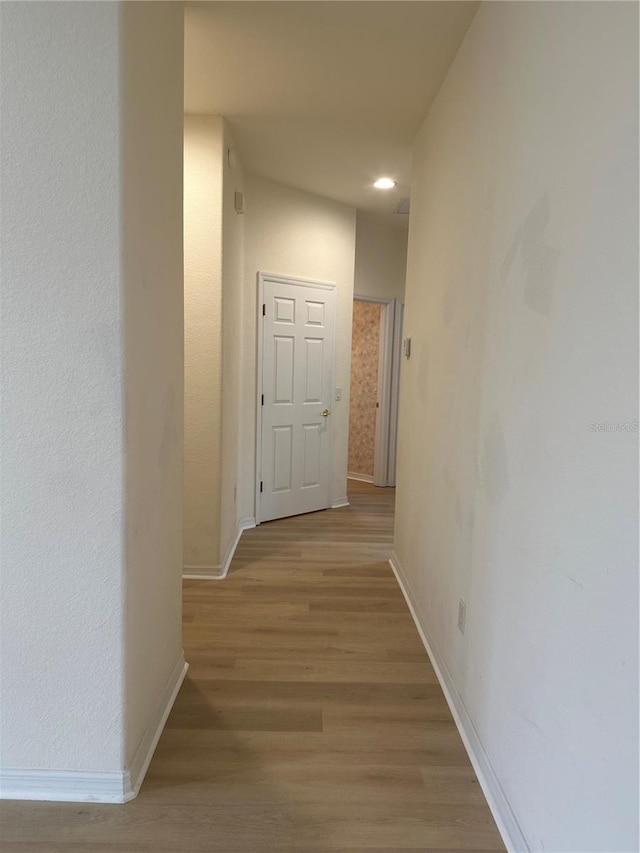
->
220, 124, 246, 549
348, 301, 382, 477
354, 212, 408, 300
184, 116, 246, 570
183, 116, 224, 569
243, 175, 357, 511
394, 3, 638, 850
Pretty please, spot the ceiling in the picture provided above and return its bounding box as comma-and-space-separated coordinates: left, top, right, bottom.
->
185, 2, 478, 221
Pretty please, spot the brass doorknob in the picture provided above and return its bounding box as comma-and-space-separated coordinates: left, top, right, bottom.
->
321, 409, 330, 417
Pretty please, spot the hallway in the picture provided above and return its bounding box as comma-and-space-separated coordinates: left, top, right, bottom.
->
0, 482, 503, 851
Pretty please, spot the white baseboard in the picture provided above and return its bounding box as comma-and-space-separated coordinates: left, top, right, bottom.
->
183, 565, 223, 580
0, 654, 188, 804
331, 496, 350, 509
388, 552, 529, 853
183, 517, 255, 581
347, 472, 374, 483
219, 517, 255, 579
0, 768, 132, 804
126, 653, 188, 798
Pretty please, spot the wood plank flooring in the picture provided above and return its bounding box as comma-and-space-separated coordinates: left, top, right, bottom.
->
0, 481, 504, 852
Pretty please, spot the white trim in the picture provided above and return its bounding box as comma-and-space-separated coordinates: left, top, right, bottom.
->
353, 294, 392, 304
256, 272, 337, 524
260, 271, 337, 291
0, 656, 188, 804
388, 552, 529, 853
220, 517, 255, 578
256, 273, 263, 523
387, 300, 404, 487
373, 300, 395, 486
183, 565, 223, 580
182, 517, 255, 581
0, 769, 132, 804
347, 472, 374, 483
331, 496, 350, 509
126, 654, 188, 798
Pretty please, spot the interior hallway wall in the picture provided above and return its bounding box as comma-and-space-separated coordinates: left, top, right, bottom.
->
1, 0, 125, 776
184, 116, 247, 572
354, 212, 408, 300
121, 0, 185, 770
183, 115, 224, 570
241, 175, 357, 515
184, 153, 356, 563
348, 301, 382, 478
220, 123, 247, 553
1, 0, 185, 792
394, 3, 638, 850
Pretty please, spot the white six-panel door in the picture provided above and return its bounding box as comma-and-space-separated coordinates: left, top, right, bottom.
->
258, 274, 336, 523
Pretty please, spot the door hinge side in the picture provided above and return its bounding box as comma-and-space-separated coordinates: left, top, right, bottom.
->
260, 481, 263, 493
262, 303, 266, 316
261, 394, 264, 406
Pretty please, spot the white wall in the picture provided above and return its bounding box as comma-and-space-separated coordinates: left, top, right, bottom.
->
394, 3, 638, 851
120, 1, 185, 771
243, 175, 357, 513
0, 0, 184, 792
183, 116, 224, 569
0, 0, 125, 774
354, 212, 408, 300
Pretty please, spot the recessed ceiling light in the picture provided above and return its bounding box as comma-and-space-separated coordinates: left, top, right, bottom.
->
374, 177, 396, 190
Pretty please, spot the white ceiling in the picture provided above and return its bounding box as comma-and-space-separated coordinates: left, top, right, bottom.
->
185, 2, 478, 221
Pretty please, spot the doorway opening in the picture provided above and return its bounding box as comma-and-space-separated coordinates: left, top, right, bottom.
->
348, 296, 404, 488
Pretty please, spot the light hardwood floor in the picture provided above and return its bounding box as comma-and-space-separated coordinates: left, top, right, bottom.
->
0, 481, 504, 852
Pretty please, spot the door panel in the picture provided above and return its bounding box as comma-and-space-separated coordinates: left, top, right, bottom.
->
302, 423, 322, 488
273, 336, 294, 403
259, 276, 336, 522
272, 426, 293, 492
305, 300, 325, 326
274, 296, 295, 323
303, 337, 324, 402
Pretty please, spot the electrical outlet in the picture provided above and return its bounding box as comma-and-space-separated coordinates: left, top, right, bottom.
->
457, 599, 466, 635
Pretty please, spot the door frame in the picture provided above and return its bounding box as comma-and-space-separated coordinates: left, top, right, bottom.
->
255, 271, 337, 525
387, 300, 404, 487
349, 295, 403, 487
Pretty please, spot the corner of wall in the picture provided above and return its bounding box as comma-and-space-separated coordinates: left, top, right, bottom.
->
183, 114, 224, 569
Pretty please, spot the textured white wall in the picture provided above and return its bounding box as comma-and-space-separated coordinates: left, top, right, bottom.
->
183, 116, 224, 568
243, 176, 357, 512
120, 1, 185, 768
354, 213, 408, 300
0, 0, 126, 772
395, 3, 638, 851
0, 1, 185, 778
